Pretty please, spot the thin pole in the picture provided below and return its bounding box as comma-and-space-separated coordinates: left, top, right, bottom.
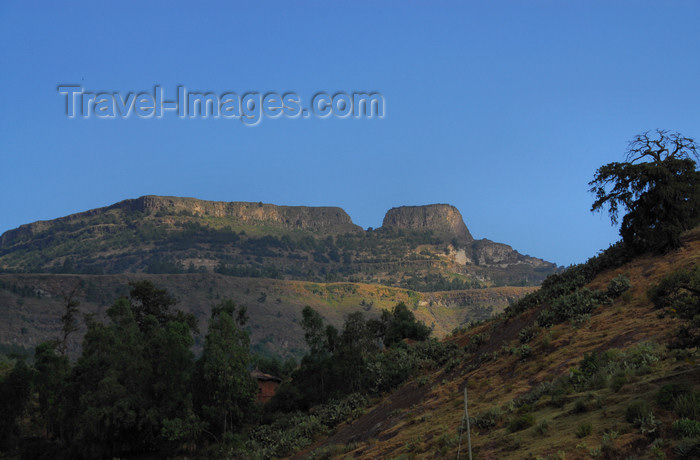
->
456, 384, 473, 460
464, 386, 472, 460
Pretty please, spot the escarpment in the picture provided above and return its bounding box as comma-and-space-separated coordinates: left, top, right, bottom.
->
115, 196, 363, 234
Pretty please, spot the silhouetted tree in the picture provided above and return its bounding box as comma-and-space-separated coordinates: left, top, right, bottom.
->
590, 130, 700, 253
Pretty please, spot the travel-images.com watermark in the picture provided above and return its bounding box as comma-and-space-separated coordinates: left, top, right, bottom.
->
57, 85, 385, 126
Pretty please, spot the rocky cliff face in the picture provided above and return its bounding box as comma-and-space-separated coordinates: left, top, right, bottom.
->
116, 196, 363, 234
0, 196, 362, 248
381, 204, 473, 242
470, 239, 551, 268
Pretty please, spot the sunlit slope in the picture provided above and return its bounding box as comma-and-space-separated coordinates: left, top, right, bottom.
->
301, 227, 700, 459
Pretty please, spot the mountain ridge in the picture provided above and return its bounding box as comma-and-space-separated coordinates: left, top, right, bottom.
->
0, 195, 558, 290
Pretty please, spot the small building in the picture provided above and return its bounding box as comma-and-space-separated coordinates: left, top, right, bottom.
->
251, 370, 282, 404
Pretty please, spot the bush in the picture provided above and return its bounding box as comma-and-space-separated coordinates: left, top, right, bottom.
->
516, 344, 532, 360
538, 288, 607, 327
672, 418, 700, 438
626, 401, 652, 424
576, 422, 592, 438
518, 325, 539, 344
507, 413, 535, 433
607, 274, 631, 298
610, 374, 626, 392
535, 419, 549, 435
572, 398, 589, 414
674, 438, 700, 459
674, 391, 700, 419
657, 382, 692, 409
472, 407, 503, 430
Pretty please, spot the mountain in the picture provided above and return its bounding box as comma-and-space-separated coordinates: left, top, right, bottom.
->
0, 196, 557, 359
295, 226, 700, 459
0, 195, 556, 289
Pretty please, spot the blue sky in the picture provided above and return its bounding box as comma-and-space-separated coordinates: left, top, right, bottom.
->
1, 1, 699, 266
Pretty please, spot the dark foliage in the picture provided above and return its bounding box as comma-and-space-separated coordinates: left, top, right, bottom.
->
590, 130, 700, 253
648, 266, 700, 348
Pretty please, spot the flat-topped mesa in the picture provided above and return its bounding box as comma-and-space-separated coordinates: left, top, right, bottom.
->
0, 196, 362, 248
381, 204, 473, 243
115, 196, 363, 233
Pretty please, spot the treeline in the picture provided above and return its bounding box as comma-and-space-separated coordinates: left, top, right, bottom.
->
0, 281, 257, 459
0, 281, 455, 459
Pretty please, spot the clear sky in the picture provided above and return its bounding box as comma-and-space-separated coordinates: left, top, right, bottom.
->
1, 1, 699, 267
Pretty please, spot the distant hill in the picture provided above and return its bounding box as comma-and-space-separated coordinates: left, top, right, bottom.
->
0, 195, 557, 290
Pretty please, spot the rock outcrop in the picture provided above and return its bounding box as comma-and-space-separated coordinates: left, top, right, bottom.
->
116, 196, 363, 234
0, 196, 362, 248
381, 204, 473, 242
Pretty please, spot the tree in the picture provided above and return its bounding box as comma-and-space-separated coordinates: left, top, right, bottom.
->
70, 283, 200, 457
0, 360, 34, 451
33, 342, 70, 441
58, 287, 81, 355
196, 299, 257, 441
383, 302, 431, 347
589, 130, 700, 253
337, 312, 377, 392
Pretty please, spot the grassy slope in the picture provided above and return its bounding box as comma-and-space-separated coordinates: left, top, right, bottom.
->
300, 228, 700, 459
0, 273, 534, 360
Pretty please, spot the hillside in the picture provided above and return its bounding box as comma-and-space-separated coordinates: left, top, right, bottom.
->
297, 227, 700, 459
0, 273, 535, 360
0, 196, 557, 360
0, 196, 557, 290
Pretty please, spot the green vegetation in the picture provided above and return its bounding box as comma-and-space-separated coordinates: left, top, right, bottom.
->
269, 302, 446, 411
575, 422, 592, 438
0, 281, 256, 458
0, 280, 445, 458
648, 265, 700, 349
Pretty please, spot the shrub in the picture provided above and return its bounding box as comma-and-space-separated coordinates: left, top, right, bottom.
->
610, 374, 626, 392
535, 419, 549, 436
607, 274, 631, 298
538, 288, 607, 327
672, 418, 700, 438
576, 422, 592, 438
516, 344, 532, 360
572, 398, 589, 414
626, 401, 652, 424
519, 325, 539, 344
673, 391, 700, 419
472, 406, 503, 430
657, 382, 692, 408
507, 413, 535, 433
674, 438, 700, 459
637, 412, 661, 436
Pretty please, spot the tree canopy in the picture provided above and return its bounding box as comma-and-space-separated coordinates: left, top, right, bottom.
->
589, 130, 700, 253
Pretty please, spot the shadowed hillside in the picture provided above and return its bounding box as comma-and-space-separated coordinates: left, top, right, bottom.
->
0, 273, 536, 360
